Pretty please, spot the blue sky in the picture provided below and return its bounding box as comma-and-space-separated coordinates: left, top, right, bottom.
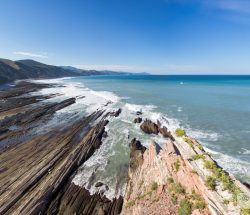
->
1, 0, 250, 74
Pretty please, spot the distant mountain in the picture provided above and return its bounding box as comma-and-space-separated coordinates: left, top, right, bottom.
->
0, 58, 146, 84
60, 66, 132, 76
0, 59, 80, 84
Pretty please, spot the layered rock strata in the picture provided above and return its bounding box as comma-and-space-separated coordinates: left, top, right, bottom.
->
0, 82, 123, 215
122, 118, 250, 215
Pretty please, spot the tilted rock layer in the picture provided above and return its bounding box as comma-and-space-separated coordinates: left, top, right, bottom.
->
122, 118, 250, 215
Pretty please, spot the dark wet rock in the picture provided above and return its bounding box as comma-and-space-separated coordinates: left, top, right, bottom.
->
46, 184, 123, 215
158, 126, 175, 141
0, 81, 52, 99
102, 131, 108, 138
0, 97, 76, 134
157, 120, 161, 127
136, 111, 142, 115
129, 138, 146, 174
109, 108, 122, 117
133, 117, 142, 124
95, 182, 104, 187
140, 119, 159, 135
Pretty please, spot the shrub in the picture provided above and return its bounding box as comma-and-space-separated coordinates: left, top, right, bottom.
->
171, 195, 178, 205
169, 182, 185, 194
167, 177, 174, 184
197, 144, 204, 151
192, 154, 205, 160
151, 182, 158, 191
203, 160, 216, 170
194, 201, 206, 210
173, 159, 181, 172
178, 199, 192, 215
175, 128, 186, 137
240, 208, 250, 215
205, 176, 216, 190
223, 199, 230, 205
138, 193, 147, 200
126, 200, 135, 208
183, 137, 193, 145
220, 172, 234, 191
190, 190, 201, 201
213, 167, 223, 178
232, 187, 241, 205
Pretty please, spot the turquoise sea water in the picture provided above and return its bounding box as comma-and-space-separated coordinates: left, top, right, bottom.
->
34, 75, 250, 198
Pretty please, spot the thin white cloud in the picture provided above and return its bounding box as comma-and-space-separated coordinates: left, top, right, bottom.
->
13, 51, 48, 59
166, 0, 250, 14
203, 0, 250, 14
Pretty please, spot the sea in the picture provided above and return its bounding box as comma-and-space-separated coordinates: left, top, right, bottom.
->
34, 75, 250, 199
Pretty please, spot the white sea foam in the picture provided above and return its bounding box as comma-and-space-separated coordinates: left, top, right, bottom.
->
177, 107, 182, 112
124, 103, 157, 112
241, 148, 250, 155
186, 127, 220, 142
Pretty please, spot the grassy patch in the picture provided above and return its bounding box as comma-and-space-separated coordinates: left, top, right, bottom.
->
171, 195, 178, 205
126, 200, 135, 208
167, 177, 174, 184
203, 160, 216, 170
175, 128, 186, 137
151, 182, 158, 191
178, 199, 192, 215
205, 176, 216, 190
173, 159, 181, 172
197, 144, 204, 151
192, 154, 205, 160
223, 199, 230, 205
194, 200, 206, 210
169, 182, 185, 194
240, 208, 250, 215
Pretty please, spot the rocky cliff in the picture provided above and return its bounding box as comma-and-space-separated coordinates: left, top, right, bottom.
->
122, 119, 250, 215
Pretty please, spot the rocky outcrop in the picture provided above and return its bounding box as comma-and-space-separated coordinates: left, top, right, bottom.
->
129, 138, 146, 174
133, 117, 142, 124
109, 108, 122, 117
140, 119, 175, 140
123, 129, 250, 214
136, 111, 142, 115
158, 126, 175, 141
0, 82, 123, 215
140, 119, 159, 135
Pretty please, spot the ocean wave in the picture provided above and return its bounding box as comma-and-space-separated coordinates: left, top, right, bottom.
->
124, 103, 157, 112
241, 148, 250, 155
186, 127, 220, 142
89, 90, 120, 103
177, 107, 182, 112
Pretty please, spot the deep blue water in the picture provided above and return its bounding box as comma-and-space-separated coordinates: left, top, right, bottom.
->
68, 75, 250, 182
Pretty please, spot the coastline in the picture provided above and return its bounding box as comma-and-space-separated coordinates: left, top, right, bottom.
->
0, 79, 249, 214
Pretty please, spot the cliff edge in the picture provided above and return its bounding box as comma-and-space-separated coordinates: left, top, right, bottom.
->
122, 119, 250, 215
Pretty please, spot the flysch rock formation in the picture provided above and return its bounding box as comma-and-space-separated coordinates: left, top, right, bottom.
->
0, 81, 123, 215
122, 118, 250, 215
0, 81, 249, 215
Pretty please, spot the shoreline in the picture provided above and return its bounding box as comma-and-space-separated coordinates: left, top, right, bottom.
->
0, 80, 249, 214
